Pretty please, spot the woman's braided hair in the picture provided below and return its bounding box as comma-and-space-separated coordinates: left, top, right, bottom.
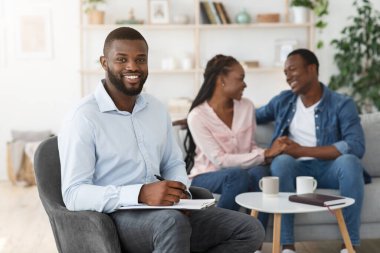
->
184, 54, 239, 173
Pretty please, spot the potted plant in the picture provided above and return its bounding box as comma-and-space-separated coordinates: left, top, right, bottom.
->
83, 0, 106, 25
290, 0, 329, 48
329, 0, 380, 113
290, 0, 313, 24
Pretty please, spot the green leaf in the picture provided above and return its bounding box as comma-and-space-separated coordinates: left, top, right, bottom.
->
317, 40, 324, 49
329, 0, 380, 112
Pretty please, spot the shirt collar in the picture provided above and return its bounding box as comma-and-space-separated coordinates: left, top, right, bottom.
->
315, 82, 330, 112
94, 79, 147, 114
290, 82, 329, 112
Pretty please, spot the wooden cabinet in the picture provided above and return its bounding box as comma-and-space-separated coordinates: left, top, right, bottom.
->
80, 0, 314, 111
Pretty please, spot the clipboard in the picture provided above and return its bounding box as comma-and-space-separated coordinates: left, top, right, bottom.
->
119, 199, 216, 210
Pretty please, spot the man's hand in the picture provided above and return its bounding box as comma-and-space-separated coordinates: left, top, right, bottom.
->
276, 136, 341, 160
138, 180, 187, 206
279, 136, 302, 157
264, 137, 288, 163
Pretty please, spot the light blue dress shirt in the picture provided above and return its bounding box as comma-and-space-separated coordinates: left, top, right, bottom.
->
58, 81, 189, 213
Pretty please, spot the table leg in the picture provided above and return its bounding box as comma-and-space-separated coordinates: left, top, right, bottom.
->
334, 209, 355, 253
273, 213, 281, 253
250, 209, 259, 218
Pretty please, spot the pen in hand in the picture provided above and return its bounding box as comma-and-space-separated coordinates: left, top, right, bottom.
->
154, 174, 189, 198
154, 174, 165, 181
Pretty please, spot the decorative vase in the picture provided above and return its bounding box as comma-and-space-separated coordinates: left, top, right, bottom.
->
87, 10, 105, 25
235, 9, 251, 24
291, 7, 309, 24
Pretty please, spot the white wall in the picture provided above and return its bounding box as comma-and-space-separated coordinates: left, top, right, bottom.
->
0, 0, 379, 180
0, 0, 80, 180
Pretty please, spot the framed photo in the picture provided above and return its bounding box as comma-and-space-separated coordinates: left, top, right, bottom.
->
14, 8, 53, 59
274, 39, 298, 66
149, 0, 170, 24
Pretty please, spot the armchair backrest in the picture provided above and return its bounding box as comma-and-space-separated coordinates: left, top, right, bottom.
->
34, 136, 65, 213
34, 136, 122, 253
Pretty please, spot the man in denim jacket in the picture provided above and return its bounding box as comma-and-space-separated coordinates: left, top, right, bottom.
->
256, 49, 367, 253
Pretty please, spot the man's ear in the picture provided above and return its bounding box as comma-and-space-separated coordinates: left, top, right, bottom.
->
100, 56, 107, 71
308, 64, 317, 75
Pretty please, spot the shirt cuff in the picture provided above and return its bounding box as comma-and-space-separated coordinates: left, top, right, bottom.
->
333, 141, 349, 155
254, 148, 266, 164
119, 184, 144, 206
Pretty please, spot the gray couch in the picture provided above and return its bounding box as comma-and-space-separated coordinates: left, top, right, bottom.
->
174, 112, 380, 241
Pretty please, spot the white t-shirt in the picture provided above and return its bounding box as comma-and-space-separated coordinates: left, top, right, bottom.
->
289, 97, 320, 160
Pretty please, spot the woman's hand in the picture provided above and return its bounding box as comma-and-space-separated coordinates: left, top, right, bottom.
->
263, 137, 288, 163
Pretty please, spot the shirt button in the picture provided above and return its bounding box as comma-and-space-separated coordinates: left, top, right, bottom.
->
316, 126, 319, 129
315, 114, 318, 118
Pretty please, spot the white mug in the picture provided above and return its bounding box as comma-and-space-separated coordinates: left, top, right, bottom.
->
259, 176, 279, 197
296, 176, 317, 194
181, 57, 192, 70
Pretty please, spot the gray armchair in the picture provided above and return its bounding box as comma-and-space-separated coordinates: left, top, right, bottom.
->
34, 136, 213, 253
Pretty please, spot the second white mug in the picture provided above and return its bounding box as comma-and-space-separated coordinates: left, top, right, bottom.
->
296, 176, 317, 194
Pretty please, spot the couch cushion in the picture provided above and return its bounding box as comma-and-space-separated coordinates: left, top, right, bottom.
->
11, 130, 52, 142
360, 112, 380, 177
255, 123, 274, 148
173, 125, 187, 159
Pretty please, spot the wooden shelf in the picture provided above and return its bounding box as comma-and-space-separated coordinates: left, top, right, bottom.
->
80, 0, 314, 100
82, 24, 197, 30
199, 23, 312, 29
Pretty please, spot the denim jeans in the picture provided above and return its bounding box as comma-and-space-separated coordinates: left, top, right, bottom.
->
191, 166, 270, 211
270, 154, 364, 246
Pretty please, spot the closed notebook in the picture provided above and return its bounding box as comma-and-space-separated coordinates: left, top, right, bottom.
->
289, 193, 347, 207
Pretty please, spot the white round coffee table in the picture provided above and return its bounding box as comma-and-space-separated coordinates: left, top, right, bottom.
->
236, 192, 355, 253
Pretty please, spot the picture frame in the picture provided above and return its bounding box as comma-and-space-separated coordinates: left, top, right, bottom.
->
274, 39, 298, 66
14, 8, 53, 59
149, 0, 170, 24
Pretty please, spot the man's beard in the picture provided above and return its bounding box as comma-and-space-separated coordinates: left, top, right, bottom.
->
107, 67, 147, 96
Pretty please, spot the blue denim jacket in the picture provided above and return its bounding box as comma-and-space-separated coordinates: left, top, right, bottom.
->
256, 83, 365, 159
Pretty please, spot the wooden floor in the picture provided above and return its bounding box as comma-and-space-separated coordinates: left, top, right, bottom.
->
0, 181, 379, 253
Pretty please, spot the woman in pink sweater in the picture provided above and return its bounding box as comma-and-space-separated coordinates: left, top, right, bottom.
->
184, 54, 285, 210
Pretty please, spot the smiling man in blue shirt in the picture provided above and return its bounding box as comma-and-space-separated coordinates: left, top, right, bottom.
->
58, 27, 264, 253
256, 49, 368, 253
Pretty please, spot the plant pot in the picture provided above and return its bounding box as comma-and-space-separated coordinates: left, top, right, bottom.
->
87, 10, 105, 25
291, 7, 309, 24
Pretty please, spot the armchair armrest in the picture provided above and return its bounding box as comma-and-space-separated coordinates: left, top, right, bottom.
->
49, 206, 122, 253
189, 186, 213, 199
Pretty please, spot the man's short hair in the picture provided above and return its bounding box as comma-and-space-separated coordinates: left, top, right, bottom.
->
288, 48, 319, 74
103, 27, 148, 55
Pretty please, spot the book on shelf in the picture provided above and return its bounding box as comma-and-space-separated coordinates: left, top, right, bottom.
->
201, 1, 217, 24
208, 0, 222, 24
200, 1, 230, 25
218, 2, 231, 24
214, 2, 228, 24
289, 193, 347, 207
199, 1, 211, 24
